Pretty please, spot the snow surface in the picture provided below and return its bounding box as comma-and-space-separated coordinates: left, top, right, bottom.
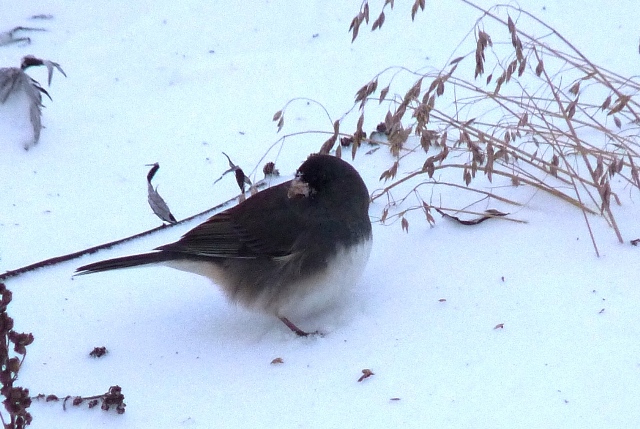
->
1, 1, 640, 428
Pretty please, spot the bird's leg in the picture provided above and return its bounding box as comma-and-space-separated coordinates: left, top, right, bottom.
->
279, 316, 314, 337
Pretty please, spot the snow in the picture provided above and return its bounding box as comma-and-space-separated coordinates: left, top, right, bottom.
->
1, 1, 640, 428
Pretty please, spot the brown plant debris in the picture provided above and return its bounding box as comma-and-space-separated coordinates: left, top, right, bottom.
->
262, 162, 279, 177
358, 369, 375, 382
214, 152, 253, 195
0, 282, 35, 428
435, 208, 509, 225
0, 26, 46, 46
89, 347, 108, 358
146, 163, 178, 224
33, 385, 126, 414
0, 55, 66, 149
343, 3, 639, 255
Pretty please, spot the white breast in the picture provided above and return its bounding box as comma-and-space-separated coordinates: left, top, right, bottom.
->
269, 237, 373, 321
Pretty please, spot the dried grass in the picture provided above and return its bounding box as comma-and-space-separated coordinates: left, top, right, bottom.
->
299, 0, 638, 255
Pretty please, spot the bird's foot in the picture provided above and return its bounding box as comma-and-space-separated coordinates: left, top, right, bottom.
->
279, 316, 323, 337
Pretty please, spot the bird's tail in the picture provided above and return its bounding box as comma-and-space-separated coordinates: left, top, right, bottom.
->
75, 252, 176, 275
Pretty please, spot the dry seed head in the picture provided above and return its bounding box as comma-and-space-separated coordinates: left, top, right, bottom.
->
349, 15, 362, 42
401, 217, 409, 233
494, 73, 506, 94
613, 116, 622, 128
372, 11, 385, 31
517, 57, 526, 77
379, 84, 390, 103
508, 59, 518, 79
607, 95, 630, 115
411, 0, 425, 21
569, 81, 580, 96
507, 15, 516, 36
517, 112, 529, 127
566, 98, 577, 119
381, 207, 389, 223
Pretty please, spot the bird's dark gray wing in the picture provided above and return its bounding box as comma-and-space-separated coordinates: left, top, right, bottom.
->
156, 180, 316, 259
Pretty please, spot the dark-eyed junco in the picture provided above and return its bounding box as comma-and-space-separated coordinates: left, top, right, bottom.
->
76, 154, 372, 336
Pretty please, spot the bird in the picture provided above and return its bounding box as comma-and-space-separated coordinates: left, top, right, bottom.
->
75, 153, 372, 336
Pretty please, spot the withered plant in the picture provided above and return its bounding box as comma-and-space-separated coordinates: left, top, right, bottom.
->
275, 1, 639, 255
0, 283, 34, 428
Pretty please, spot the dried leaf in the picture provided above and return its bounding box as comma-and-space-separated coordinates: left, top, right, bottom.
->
214, 152, 252, 190
20, 55, 66, 85
0, 55, 65, 149
272, 110, 282, 121
146, 163, 177, 224
600, 95, 612, 111
535, 59, 544, 76
434, 207, 509, 225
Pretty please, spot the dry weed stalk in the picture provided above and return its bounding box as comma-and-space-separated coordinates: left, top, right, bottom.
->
344, 1, 639, 255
